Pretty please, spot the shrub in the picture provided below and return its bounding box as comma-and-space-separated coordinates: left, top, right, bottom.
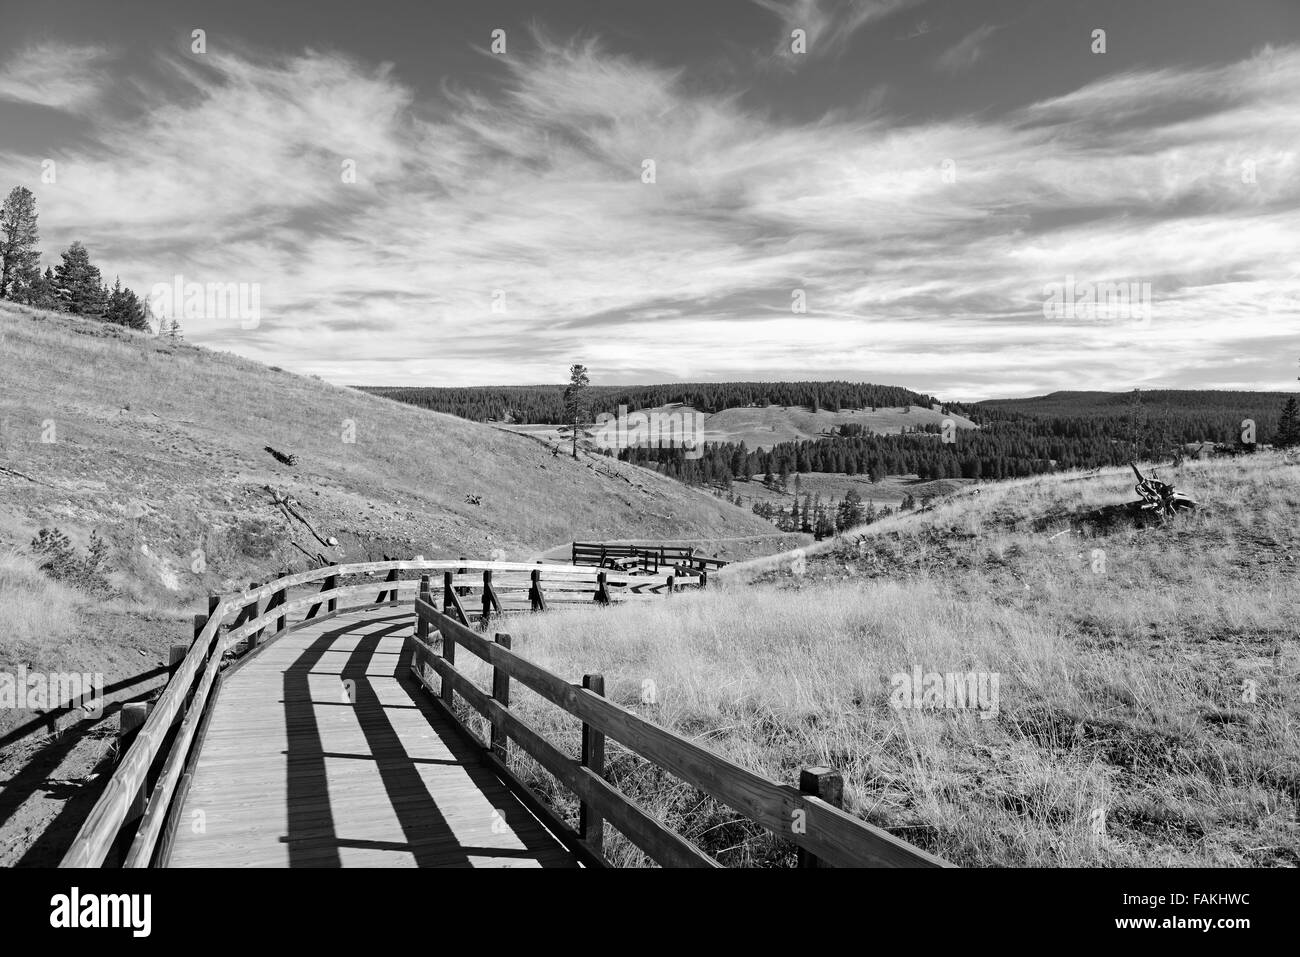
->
29, 527, 111, 594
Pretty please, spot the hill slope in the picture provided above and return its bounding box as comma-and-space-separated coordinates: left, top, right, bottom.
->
477, 451, 1299, 866
0, 303, 772, 598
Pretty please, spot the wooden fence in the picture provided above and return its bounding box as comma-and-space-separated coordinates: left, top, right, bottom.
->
408, 581, 951, 868
57, 558, 684, 869
571, 541, 729, 575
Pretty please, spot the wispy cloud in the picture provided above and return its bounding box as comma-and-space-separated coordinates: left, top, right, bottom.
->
0, 41, 114, 112
935, 24, 998, 74
751, 0, 925, 60
0, 33, 1296, 395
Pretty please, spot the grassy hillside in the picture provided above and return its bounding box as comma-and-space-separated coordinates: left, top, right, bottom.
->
0, 303, 771, 726
451, 451, 1299, 866
0, 302, 777, 863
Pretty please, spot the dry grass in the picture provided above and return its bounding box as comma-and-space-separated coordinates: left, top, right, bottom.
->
447, 451, 1300, 866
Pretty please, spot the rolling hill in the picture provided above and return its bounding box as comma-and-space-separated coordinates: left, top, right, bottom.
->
0, 301, 773, 732
475, 451, 1300, 866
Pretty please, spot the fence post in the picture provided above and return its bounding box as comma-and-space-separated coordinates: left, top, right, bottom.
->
665, 574, 674, 596
530, 568, 548, 612
171, 639, 191, 676
481, 569, 493, 623
595, 572, 611, 605
457, 555, 469, 596
416, 575, 431, 642
275, 570, 289, 633
701, 570, 708, 590
325, 565, 338, 614
120, 702, 152, 823
579, 674, 606, 854
246, 582, 264, 649
441, 607, 457, 709
797, 767, 844, 868
490, 633, 512, 762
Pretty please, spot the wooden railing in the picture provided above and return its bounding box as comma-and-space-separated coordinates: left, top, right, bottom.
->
57, 558, 682, 869
572, 541, 729, 575
408, 582, 952, 869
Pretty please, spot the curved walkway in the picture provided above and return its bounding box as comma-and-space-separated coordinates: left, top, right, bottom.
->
166, 609, 576, 867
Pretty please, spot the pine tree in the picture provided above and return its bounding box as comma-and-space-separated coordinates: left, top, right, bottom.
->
563, 363, 590, 459
1276, 396, 1300, 449
0, 186, 41, 300
167, 318, 183, 341
24, 266, 60, 310
102, 277, 150, 330
53, 241, 106, 316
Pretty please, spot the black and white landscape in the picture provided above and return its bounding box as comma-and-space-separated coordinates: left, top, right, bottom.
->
0, 0, 1295, 903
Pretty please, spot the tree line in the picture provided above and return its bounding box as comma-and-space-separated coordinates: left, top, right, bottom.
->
0, 186, 154, 331
359, 380, 938, 423
619, 390, 1298, 485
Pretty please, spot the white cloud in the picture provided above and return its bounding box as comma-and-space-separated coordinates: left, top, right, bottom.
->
0, 41, 113, 111
935, 24, 998, 74
750, 0, 925, 59
0, 35, 1297, 395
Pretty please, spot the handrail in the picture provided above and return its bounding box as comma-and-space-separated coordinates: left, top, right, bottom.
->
56, 557, 692, 869
411, 592, 951, 869
60, 605, 227, 867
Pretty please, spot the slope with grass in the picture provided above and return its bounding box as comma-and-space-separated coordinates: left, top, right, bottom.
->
0, 302, 775, 861
449, 451, 1299, 866
0, 302, 771, 597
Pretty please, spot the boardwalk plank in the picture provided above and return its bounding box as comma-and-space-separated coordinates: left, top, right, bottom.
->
167, 610, 577, 868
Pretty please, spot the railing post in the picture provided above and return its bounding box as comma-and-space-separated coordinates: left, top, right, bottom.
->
482, 568, 493, 624
441, 608, 456, 709
119, 702, 152, 823
700, 570, 708, 590
665, 574, 674, 596
579, 674, 606, 854
457, 555, 469, 596
247, 582, 264, 648
599, 545, 606, 568
797, 767, 844, 868
490, 633, 511, 761
325, 564, 338, 613
416, 575, 431, 642
171, 636, 191, 678
530, 568, 547, 612
275, 569, 289, 633
595, 572, 611, 605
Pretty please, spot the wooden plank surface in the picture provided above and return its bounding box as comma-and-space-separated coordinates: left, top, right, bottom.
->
167, 609, 577, 868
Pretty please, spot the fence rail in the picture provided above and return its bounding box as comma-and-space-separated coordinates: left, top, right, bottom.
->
58, 555, 947, 869
57, 557, 684, 868
571, 541, 729, 575
409, 583, 951, 869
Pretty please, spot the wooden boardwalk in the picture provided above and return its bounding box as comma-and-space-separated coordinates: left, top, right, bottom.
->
166, 609, 577, 868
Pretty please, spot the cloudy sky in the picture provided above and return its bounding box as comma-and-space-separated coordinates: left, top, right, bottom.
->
1, 0, 1297, 399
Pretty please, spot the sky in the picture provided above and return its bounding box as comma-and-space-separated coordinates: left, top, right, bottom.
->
0, 0, 1297, 400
